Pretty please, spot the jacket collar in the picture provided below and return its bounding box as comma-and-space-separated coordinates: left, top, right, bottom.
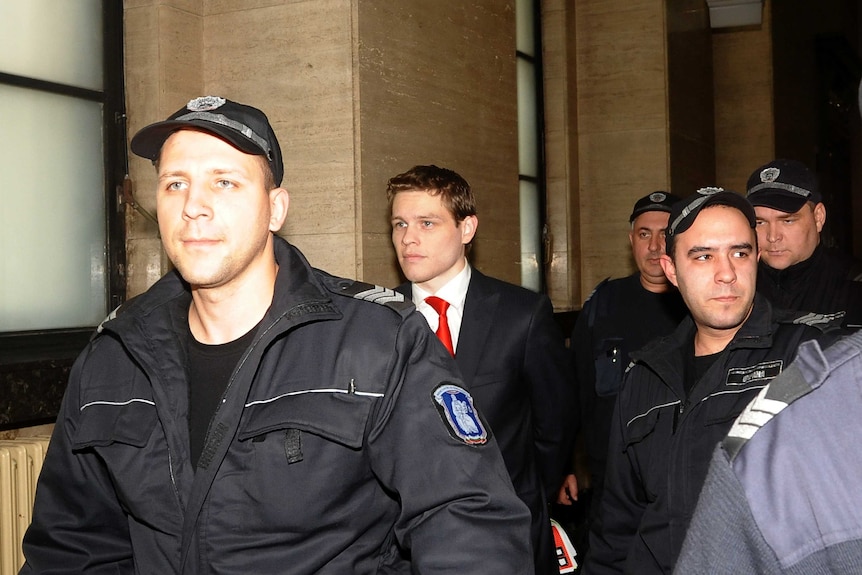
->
103, 235, 341, 343
267, 235, 340, 326
724, 292, 776, 350
632, 293, 777, 381
759, 242, 824, 285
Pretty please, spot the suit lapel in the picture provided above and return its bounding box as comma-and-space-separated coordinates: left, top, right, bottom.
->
455, 270, 498, 386
398, 275, 497, 387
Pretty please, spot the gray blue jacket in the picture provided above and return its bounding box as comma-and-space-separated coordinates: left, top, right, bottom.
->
676, 330, 862, 574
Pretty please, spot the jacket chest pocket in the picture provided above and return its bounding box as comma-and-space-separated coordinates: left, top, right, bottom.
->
71, 400, 180, 526
702, 360, 783, 426
239, 388, 375, 449
702, 386, 767, 427
594, 337, 626, 396
74, 399, 158, 450
624, 404, 673, 501
226, 391, 380, 530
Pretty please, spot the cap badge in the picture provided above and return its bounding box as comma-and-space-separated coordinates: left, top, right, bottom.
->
696, 186, 724, 196
760, 167, 780, 183
186, 96, 226, 112
649, 192, 667, 203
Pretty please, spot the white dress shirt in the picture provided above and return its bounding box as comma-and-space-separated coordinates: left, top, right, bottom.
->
412, 262, 471, 354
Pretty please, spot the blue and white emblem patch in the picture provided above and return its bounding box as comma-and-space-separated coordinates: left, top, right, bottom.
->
432, 384, 488, 445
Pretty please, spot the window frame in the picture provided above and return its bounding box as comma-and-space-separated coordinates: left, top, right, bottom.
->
0, 0, 126, 430
516, 0, 549, 293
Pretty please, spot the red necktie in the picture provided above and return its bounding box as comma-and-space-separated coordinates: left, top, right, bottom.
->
425, 296, 454, 356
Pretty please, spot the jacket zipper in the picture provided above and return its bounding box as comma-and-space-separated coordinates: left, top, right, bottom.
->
167, 445, 182, 511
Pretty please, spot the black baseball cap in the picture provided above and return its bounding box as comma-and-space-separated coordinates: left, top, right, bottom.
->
130, 96, 284, 186
667, 187, 756, 238
745, 159, 821, 214
629, 191, 682, 222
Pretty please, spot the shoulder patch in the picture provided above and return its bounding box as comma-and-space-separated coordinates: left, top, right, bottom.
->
335, 280, 414, 312
432, 384, 488, 445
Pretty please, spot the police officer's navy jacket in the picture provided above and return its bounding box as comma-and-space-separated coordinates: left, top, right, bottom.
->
758, 242, 862, 326
572, 273, 687, 520
676, 330, 862, 574
584, 293, 840, 575
21, 236, 533, 574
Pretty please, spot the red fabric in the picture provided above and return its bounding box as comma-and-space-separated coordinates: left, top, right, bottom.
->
425, 296, 454, 356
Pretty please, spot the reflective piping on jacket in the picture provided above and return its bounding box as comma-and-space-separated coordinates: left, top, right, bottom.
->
699, 384, 768, 403
747, 180, 812, 198
80, 398, 156, 411
624, 385, 768, 428
245, 388, 385, 408
626, 400, 681, 428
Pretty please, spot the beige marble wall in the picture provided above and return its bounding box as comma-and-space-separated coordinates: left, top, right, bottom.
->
355, 2, 519, 288
713, 0, 774, 192
205, 0, 359, 279
545, 0, 717, 308
574, 0, 671, 301
666, 0, 715, 194
121, 0, 778, 310
542, 0, 580, 311
123, 0, 521, 296
125, 1, 204, 297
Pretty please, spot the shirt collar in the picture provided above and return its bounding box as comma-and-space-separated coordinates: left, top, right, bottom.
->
412, 260, 472, 312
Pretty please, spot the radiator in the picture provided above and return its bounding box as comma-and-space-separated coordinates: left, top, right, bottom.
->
0, 436, 50, 575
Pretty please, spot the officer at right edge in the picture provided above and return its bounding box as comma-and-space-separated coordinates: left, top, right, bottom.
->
746, 158, 862, 326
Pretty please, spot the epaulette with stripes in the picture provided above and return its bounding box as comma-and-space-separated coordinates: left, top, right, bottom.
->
787, 311, 846, 331
722, 362, 813, 461
334, 280, 415, 314
94, 296, 139, 338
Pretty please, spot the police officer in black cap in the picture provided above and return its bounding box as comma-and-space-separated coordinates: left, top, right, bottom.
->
746, 158, 862, 326
20, 96, 534, 574
583, 186, 843, 575
559, 192, 687, 544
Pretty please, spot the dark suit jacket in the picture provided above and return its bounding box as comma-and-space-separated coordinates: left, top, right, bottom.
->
398, 269, 576, 573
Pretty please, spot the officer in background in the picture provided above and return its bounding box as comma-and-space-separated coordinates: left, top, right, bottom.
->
746, 158, 862, 325
558, 192, 687, 552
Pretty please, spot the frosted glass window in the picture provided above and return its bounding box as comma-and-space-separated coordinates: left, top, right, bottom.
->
517, 58, 538, 178
520, 181, 541, 291
0, 86, 106, 331
0, 0, 103, 91
516, 0, 536, 57
516, 0, 543, 291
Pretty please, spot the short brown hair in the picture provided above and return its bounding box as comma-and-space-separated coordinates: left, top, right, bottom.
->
386, 165, 477, 223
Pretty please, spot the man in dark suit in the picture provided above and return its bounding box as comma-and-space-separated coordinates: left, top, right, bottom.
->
387, 164, 577, 574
